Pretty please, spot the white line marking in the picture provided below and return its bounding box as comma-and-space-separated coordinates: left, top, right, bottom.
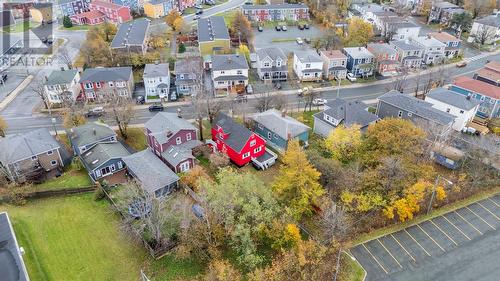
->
429, 220, 458, 246
362, 244, 389, 274
416, 224, 445, 252
464, 206, 496, 230
476, 202, 500, 220
377, 239, 403, 269
404, 229, 431, 256
454, 210, 483, 235
441, 215, 471, 241
488, 198, 500, 208
390, 234, 416, 262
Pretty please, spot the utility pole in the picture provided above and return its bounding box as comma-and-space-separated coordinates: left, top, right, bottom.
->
427, 175, 453, 214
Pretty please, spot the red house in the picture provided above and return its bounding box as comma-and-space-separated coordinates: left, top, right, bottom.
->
89, 0, 131, 24
212, 113, 276, 168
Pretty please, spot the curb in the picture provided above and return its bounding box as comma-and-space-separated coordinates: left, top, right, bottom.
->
0, 75, 34, 111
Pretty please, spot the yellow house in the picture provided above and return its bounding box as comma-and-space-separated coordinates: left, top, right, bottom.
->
144, 2, 164, 19
197, 16, 231, 56
30, 3, 52, 23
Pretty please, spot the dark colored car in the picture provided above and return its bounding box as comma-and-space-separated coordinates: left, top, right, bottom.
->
0, 72, 7, 84
275, 25, 281, 31
195, 9, 203, 15
41, 37, 48, 44
148, 103, 164, 111
136, 96, 145, 104
304, 23, 310, 29
304, 37, 311, 44
298, 24, 304, 30
258, 26, 263, 32
85, 107, 105, 118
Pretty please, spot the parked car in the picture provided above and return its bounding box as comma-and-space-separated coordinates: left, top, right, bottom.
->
205, 0, 215, 5
148, 103, 164, 111
246, 84, 253, 94
195, 9, 203, 15
304, 23, 310, 29
244, 1, 253, 4
282, 25, 287, 31
194, 4, 203, 9
41, 37, 48, 44
296, 37, 304, 44
304, 38, 311, 44
85, 107, 105, 118
193, 15, 201, 20
234, 95, 248, 103
456, 61, 467, 68
46, 35, 53, 45
0, 72, 7, 84
136, 96, 145, 104
297, 87, 311, 96
312, 98, 327, 106
347, 73, 357, 82
275, 25, 282, 31
258, 26, 263, 32
298, 24, 304, 30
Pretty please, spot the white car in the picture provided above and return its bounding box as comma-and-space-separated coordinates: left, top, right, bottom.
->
312, 98, 327, 106
347, 73, 357, 82
296, 37, 303, 44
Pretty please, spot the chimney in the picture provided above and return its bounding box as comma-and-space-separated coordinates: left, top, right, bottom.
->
281, 109, 286, 117
177, 108, 182, 118
287, 132, 292, 140
44, 75, 48, 81
466, 95, 471, 100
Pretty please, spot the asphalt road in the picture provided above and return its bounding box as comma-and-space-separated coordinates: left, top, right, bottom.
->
2, 52, 499, 134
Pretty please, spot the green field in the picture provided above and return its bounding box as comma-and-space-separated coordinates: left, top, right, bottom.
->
0, 194, 203, 281
34, 166, 92, 190
1, 21, 39, 33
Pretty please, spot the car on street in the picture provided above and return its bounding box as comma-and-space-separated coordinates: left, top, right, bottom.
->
456, 61, 467, 68
258, 26, 263, 32
195, 9, 203, 15
85, 107, 105, 118
296, 37, 303, 44
304, 23, 310, 29
136, 96, 145, 104
297, 86, 311, 96
234, 95, 248, 103
312, 98, 327, 106
275, 25, 281, 31
304, 38, 311, 44
298, 24, 304, 30
244, 1, 253, 4
0, 72, 7, 84
193, 15, 201, 20
148, 103, 164, 112
246, 84, 253, 94
282, 25, 287, 31
347, 72, 357, 82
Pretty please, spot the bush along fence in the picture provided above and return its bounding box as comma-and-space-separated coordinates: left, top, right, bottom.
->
100, 185, 177, 259
0, 186, 96, 203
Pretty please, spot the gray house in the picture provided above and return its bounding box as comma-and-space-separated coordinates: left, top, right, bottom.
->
0, 128, 64, 183
111, 18, 150, 55
313, 99, 379, 137
81, 142, 130, 184
255, 47, 288, 81
0, 212, 29, 281
376, 90, 455, 129
123, 149, 179, 198
252, 109, 309, 151
143, 62, 170, 103
389, 40, 424, 69
174, 57, 203, 96
70, 122, 117, 155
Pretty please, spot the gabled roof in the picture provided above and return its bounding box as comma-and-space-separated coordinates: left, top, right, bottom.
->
144, 112, 197, 144
412, 36, 446, 48
475, 14, 500, 28
453, 76, 500, 99
319, 49, 347, 60
0, 128, 60, 165
252, 109, 309, 140
81, 142, 130, 171
212, 54, 249, 71
143, 63, 169, 78
294, 50, 322, 63
367, 43, 397, 56
0, 212, 29, 281
79, 67, 132, 83
70, 122, 116, 148
242, 3, 308, 10
389, 40, 424, 51
426, 88, 481, 110
122, 149, 179, 193
161, 140, 202, 167
213, 113, 253, 153
476, 61, 500, 83
72, 10, 105, 20
378, 91, 455, 125
45, 69, 78, 85
429, 31, 459, 43
91, 0, 126, 10
319, 99, 379, 128
256, 47, 286, 62
197, 16, 230, 43
111, 18, 150, 48
343, 47, 374, 59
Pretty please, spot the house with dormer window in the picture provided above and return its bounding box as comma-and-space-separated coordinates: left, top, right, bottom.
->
143, 62, 170, 103
313, 98, 379, 137
256, 47, 288, 81
411, 35, 446, 65
343, 47, 375, 77
319, 50, 347, 80
212, 54, 249, 95
78, 67, 134, 101
44, 69, 80, 105
293, 50, 323, 82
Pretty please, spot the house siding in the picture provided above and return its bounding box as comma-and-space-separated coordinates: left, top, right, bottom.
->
6, 149, 62, 182
313, 115, 335, 137
211, 126, 266, 166
450, 85, 500, 118
90, 158, 126, 182
73, 135, 117, 156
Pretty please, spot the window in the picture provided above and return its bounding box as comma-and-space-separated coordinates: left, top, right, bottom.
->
96, 169, 101, 177
446, 108, 451, 113
176, 137, 182, 144
179, 161, 190, 172
242, 152, 250, 159
95, 82, 101, 88
108, 81, 114, 87
116, 81, 126, 87
31, 156, 37, 161
47, 150, 53, 155
254, 146, 262, 153
218, 81, 225, 85
110, 164, 116, 171
257, 123, 263, 130
273, 133, 278, 139
267, 132, 272, 139
186, 133, 192, 141
250, 140, 256, 147
220, 70, 225, 74
117, 161, 123, 169
237, 70, 243, 75
264, 62, 270, 67
398, 110, 403, 118
276, 61, 282, 67
84, 83, 93, 89
408, 112, 412, 117
305, 63, 311, 68
459, 110, 464, 114
480, 96, 486, 101
51, 160, 57, 166
100, 166, 111, 176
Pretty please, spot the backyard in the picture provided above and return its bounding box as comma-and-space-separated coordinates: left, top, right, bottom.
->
0, 194, 203, 281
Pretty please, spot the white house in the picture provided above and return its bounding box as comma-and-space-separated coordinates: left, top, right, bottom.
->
143, 62, 170, 103
44, 69, 80, 105
412, 35, 446, 65
255, 47, 288, 81
468, 14, 500, 45
293, 50, 323, 82
381, 19, 420, 41
211, 54, 249, 94
425, 88, 480, 131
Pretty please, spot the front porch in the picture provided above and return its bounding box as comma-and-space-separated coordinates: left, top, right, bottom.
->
262, 71, 288, 82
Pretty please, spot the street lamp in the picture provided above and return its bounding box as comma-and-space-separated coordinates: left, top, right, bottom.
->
51, 117, 58, 137
427, 175, 453, 214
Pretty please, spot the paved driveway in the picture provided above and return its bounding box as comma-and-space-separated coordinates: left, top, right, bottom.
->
252, 25, 324, 55
351, 195, 500, 281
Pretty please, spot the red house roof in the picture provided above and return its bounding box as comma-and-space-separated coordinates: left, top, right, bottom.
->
72, 10, 105, 20
454, 76, 500, 100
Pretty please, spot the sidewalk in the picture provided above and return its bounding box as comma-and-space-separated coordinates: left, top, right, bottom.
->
0, 75, 34, 111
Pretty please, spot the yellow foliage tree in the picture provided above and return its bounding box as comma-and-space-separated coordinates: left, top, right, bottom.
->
202, 259, 242, 281
238, 44, 250, 63
384, 181, 432, 222
435, 185, 447, 201
273, 140, 325, 220
173, 17, 184, 32
324, 124, 362, 163
165, 10, 181, 29
343, 17, 374, 47
464, 0, 495, 18
62, 111, 86, 129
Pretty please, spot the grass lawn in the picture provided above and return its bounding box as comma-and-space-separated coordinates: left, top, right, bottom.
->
35, 165, 92, 190
0, 194, 203, 281
1, 21, 39, 33
271, 38, 296, 43
217, 10, 237, 26
342, 252, 365, 281
74, 52, 86, 68
61, 24, 96, 31
118, 127, 147, 152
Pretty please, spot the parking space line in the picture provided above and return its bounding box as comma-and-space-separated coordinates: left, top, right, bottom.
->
476, 202, 500, 220
464, 206, 496, 230
430, 219, 458, 246
362, 243, 389, 274
377, 239, 403, 269
488, 198, 500, 208
404, 229, 431, 256
416, 224, 445, 252
390, 234, 416, 262
454, 211, 483, 235
442, 215, 471, 240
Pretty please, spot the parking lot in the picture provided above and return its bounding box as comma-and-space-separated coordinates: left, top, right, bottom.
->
351, 195, 500, 281
252, 25, 324, 55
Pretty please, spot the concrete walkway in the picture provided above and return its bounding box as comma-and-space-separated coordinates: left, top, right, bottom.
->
0, 75, 34, 111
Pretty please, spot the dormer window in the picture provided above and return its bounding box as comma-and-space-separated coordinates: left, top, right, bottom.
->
264, 62, 270, 67
237, 70, 242, 75
276, 60, 282, 67
305, 63, 311, 68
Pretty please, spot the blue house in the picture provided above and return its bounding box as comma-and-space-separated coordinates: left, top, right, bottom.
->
451, 76, 500, 119
174, 57, 202, 96
252, 109, 310, 151
69, 122, 117, 155
56, 0, 89, 17
113, 0, 140, 12
342, 47, 375, 77
81, 142, 130, 183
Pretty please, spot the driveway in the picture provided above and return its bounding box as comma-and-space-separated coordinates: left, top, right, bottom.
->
351, 195, 500, 281
252, 25, 324, 55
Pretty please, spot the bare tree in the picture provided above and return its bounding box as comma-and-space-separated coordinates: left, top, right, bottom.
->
32, 81, 49, 109
387, 71, 409, 93
254, 90, 275, 112
57, 47, 73, 69
105, 92, 135, 139
474, 25, 496, 45
302, 88, 320, 112
321, 199, 351, 243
